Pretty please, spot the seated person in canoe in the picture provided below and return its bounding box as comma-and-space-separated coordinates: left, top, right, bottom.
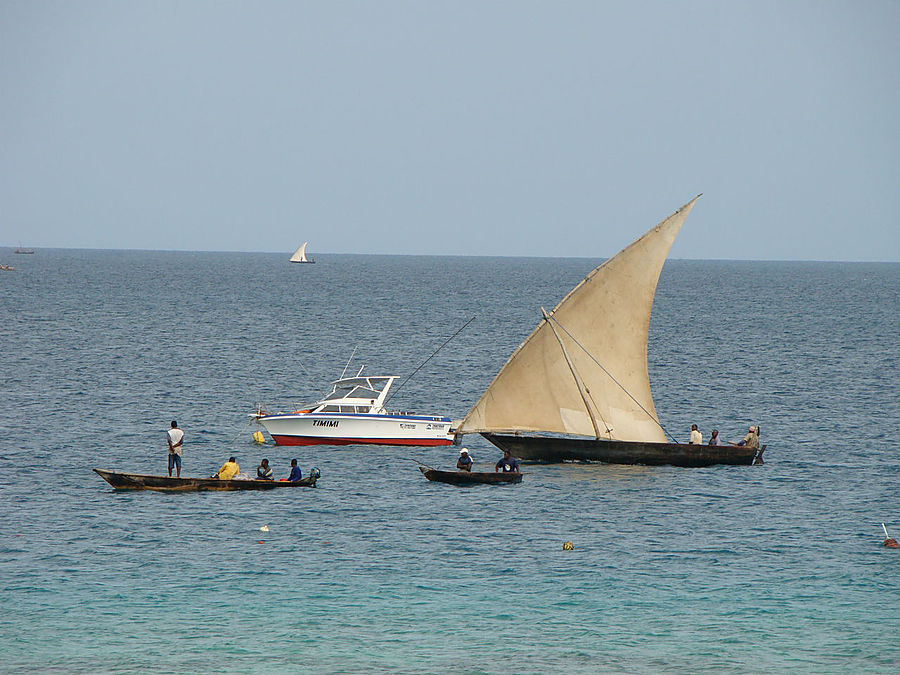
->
256, 458, 274, 480
213, 457, 240, 480
286, 459, 302, 482
495, 449, 520, 474
456, 448, 473, 472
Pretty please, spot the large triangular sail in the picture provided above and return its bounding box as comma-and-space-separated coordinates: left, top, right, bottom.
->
290, 242, 310, 263
458, 197, 699, 443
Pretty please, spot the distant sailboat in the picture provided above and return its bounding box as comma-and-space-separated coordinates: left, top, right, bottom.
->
289, 242, 315, 264
455, 196, 765, 467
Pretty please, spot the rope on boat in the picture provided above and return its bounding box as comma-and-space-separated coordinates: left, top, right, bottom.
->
545, 313, 679, 444
229, 417, 256, 443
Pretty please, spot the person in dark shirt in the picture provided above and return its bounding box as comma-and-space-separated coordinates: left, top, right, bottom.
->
287, 458, 302, 482
495, 449, 520, 474
456, 448, 473, 472
256, 458, 274, 480
708, 429, 721, 446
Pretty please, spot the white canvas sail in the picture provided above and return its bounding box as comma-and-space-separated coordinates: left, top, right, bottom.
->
290, 242, 310, 263
458, 197, 700, 443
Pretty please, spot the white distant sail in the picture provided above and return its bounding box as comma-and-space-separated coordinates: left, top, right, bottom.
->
289, 242, 314, 263
458, 197, 700, 443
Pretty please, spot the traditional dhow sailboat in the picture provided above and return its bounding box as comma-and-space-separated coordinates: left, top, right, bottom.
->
456, 196, 764, 467
289, 242, 315, 263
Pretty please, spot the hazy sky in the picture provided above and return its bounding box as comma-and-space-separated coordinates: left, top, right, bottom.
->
1, 1, 898, 261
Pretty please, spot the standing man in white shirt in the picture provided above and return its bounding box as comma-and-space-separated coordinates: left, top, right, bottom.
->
689, 424, 702, 445
167, 420, 185, 477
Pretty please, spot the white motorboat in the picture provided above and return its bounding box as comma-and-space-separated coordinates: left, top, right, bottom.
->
253, 375, 453, 447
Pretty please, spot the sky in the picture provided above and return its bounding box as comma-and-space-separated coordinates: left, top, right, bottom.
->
1, 1, 898, 261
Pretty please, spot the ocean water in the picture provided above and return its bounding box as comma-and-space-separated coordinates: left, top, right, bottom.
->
2, 250, 898, 673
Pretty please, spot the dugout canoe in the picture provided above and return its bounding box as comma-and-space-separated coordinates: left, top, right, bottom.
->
418, 466, 522, 485
93, 469, 318, 491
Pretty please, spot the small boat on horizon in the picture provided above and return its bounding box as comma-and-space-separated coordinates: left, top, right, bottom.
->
454, 196, 765, 468
253, 373, 454, 447
418, 466, 522, 485
13, 244, 34, 254
93, 468, 318, 491
289, 242, 315, 263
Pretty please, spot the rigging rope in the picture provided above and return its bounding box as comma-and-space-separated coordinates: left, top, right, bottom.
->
545, 313, 679, 444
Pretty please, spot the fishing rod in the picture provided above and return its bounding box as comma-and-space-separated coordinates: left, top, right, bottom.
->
340, 346, 358, 379
384, 316, 476, 407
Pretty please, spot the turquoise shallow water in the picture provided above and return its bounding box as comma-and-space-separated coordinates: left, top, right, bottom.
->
2, 251, 899, 673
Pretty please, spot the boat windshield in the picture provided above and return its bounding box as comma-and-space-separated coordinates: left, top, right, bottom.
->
324, 385, 382, 401
323, 377, 393, 402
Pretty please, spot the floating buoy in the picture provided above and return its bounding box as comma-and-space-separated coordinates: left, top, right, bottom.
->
252, 430, 265, 444
882, 523, 898, 548
563, 541, 574, 550
257, 540, 264, 544
259, 525, 269, 532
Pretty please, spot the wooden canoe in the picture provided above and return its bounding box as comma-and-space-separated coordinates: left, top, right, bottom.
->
418, 466, 522, 485
93, 469, 318, 491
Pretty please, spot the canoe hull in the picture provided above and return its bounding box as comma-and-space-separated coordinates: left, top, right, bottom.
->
482, 434, 764, 467
418, 466, 522, 485
93, 469, 318, 491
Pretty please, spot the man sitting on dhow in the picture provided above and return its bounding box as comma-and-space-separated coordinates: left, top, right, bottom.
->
214, 457, 240, 480
734, 426, 759, 449
286, 459, 302, 482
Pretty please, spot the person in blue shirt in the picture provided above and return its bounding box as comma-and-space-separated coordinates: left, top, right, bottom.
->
287, 458, 302, 482
495, 449, 520, 474
456, 448, 473, 472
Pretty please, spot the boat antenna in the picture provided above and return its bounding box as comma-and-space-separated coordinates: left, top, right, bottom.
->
384, 316, 476, 406
340, 346, 358, 379
545, 313, 679, 444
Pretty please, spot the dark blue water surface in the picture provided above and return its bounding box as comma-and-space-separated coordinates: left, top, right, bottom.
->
2, 250, 899, 673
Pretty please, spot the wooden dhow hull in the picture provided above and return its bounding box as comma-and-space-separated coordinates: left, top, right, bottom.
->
93, 469, 318, 491
418, 466, 522, 485
482, 434, 764, 467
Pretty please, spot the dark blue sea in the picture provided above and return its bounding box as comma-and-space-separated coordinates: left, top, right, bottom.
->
2, 250, 899, 673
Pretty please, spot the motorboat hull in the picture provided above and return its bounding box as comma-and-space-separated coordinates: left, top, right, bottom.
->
258, 412, 454, 447
483, 433, 765, 467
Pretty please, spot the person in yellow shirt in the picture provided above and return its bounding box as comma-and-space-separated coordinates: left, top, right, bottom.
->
213, 457, 240, 480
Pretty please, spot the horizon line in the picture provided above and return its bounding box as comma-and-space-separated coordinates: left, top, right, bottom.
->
3, 245, 898, 265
